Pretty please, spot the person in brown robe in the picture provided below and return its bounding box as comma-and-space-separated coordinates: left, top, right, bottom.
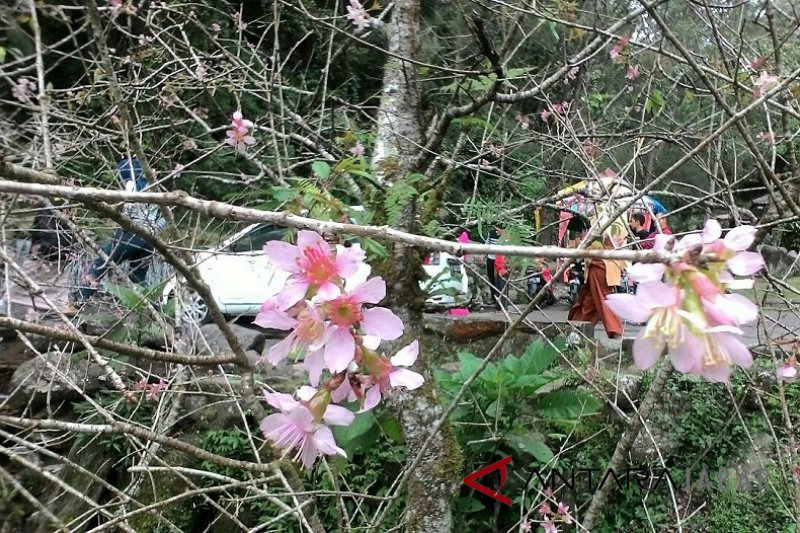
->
568, 240, 624, 338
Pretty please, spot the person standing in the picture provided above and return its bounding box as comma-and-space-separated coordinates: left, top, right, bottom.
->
629, 212, 650, 243
484, 225, 501, 305
65, 157, 166, 312
640, 214, 673, 250
568, 237, 624, 338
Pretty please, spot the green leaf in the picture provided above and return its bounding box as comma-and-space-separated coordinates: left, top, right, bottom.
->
521, 340, 558, 375
505, 434, 554, 463
377, 413, 405, 444
645, 90, 666, 115
537, 390, 600, 420
311, 161, 331, 178
457, 351, 482, 377
332, 409, 376, 450
104, 283, 143, 309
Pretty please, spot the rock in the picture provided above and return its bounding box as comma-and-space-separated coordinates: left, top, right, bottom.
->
629, 425, 674, 464
29, 439, 115, 533
760, 244, 799, 278
259, 339, 308, 392
196, 323, 265, 355
7, 351, 107, 408
613, 373, 641, 412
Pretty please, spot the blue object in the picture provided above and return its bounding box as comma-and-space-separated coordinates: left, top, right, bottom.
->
645, 196, 668, 215
117, 158, 148, 191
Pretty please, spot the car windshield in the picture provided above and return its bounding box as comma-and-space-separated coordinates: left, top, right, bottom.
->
226, 224, 288, 253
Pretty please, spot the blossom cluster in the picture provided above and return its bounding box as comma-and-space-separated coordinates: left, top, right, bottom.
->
346, 0, 371, 32
225, 111, 256, 153
606, 220, 765, 383
520, 496, 572, 533
256, 231, 423, 468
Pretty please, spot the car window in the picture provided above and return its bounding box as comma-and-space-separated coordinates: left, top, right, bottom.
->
228, 225, 287, 253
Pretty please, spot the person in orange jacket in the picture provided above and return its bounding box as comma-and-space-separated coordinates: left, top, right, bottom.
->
493, 253, 509, 307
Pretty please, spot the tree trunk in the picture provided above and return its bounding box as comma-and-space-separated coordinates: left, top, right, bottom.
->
372, 1, 462, 531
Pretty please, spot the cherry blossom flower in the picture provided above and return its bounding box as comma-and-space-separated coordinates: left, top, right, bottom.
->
520, 519, 533, 533
539, 502, 552, 515
263, 230, 365, 309
564, 66, 580, 84
211, 23, 221, 33
543, 518, 559, 533
323, 277, 404, 372
260, 388, 352, 468
360, 341, 424, 411
257, 301, 327, 374
750, 57, 766, 70
757, 131, 774, 144
225, 111, 256, 153
753, 71, 780, 98
109, 0, 123, 14
350, 141, 365, 156
626, 65, 640, 80
540, 109, 552, 122
135, 377, 148, 391
346, 0, 371, 32
793, 466, 800, 484
777, 357, 797, 383
147, 379, 167, 400
12, 77, 35, 103
557, 502, 571, 522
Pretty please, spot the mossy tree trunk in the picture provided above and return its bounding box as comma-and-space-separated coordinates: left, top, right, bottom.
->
372, 1, 463, 531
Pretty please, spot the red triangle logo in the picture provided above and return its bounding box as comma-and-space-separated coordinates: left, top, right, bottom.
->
463, 456, 513, 506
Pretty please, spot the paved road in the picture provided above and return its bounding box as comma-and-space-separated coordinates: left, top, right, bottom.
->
461, 301, 800, 348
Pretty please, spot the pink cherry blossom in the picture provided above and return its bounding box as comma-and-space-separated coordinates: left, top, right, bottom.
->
557, 502, 572, 524
540, 109, 552, 122
225, 111, 256, 153
361, 341, 424, 411
753, 71, 780, 98
350, 141, 365, 156
777, 357, 797, 383
543, 518, 559, 533
793, 466, 800, 483
689, 324, 753, 382
258, 302, 327, 371
520, 519, 533, 533
626, 65, 640, 80
135, 377, 148, 391
606, 282, 701, 372
210, 23, 221, 33
539, 502, 552, 515
346, 0, 371, 32
323, 277, 404, 373
263, 230, 365, 309
750, 57, 766, 70
147, 379, 167, 400
609, 46, 621, 60
261, 389, 353, 468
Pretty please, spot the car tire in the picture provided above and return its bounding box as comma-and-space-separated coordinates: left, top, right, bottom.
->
168, 287, 211, 325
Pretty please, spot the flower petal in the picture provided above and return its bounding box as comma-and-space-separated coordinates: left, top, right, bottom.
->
390, 340, 419, 367
627, 263, 665, 283
264, 241, 301, 272
275, 278, 311, 310
315, 281, 342, 302
335, 246, 366, 279
702, 219, 722, 243
254, 306, 298, 330
313, 424, 347, 458
724, 225, 757, 251
296, 385, 318, 402
698, 363, 731, 383
304, 349, 325, 387
361, 307, 404, 340
323, 404, 355, 426
389, 368, 425, 390
349, 277, 387, 304
605, 293, 653, 323
727, 251, 765, 276
264, 392, 299, 412
360, 385, 382, 412
669, 327, 703, 372
716, 332, 753, 368
632, 330, 664, 370
266, 333, 295, 365
361, 335, 381, 351
323, 326, 356, 373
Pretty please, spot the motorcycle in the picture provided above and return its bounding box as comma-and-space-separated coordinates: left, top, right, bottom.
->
616, 270, 636, 294
566, 259, 585, 304
526, 264, 557, 306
